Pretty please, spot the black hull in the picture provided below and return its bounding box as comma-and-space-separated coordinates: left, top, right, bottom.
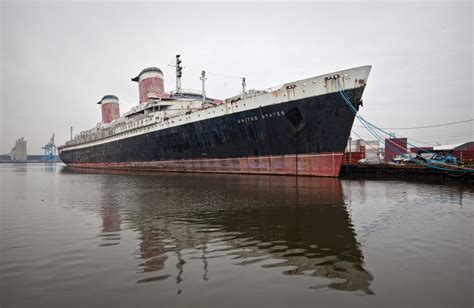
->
61, 88, 363, 165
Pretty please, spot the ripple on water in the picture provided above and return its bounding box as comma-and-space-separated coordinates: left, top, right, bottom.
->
2, 165, 472, 307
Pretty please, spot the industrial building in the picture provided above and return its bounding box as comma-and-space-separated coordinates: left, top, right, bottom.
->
11, 137, 27, 161
410, 141, 474, 164
0, 135, 60, 163
345, 138, 381, 164
384, 138, 407, 162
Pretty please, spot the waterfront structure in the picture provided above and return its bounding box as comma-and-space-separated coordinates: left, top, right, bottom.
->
430, 142, 474, 163
384, 137, 407, 162
11, 137, 27, 161
345, 139, 380, 163
42, 134, 57, 161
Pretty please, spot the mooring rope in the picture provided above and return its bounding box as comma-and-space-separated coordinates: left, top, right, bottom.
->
336, 81, 474, 173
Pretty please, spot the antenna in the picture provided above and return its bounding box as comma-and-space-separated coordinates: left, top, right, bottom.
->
242, 77, 246, 94
200, 71, 207, 105
168, 55, 184, 93
176, 55, 183, 93
70, 126, 73, 141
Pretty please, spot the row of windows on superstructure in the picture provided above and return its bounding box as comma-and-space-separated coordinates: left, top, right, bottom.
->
75, 103, 249, 147
72, 102, 251, 146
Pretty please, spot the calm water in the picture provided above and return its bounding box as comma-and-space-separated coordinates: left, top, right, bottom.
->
1, 163, 472, 307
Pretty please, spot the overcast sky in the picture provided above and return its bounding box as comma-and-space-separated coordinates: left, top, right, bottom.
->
1, 1, 472, 154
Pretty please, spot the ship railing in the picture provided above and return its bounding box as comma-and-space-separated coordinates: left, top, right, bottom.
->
171, 88, 203, 95
225, 84, 283, 103
262, 84, 283, 93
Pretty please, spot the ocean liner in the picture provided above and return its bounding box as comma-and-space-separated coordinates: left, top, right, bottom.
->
59, 56, 371, 177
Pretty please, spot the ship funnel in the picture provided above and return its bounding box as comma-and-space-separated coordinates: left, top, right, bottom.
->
97, 95, 120, 123
131, 67, 165, 104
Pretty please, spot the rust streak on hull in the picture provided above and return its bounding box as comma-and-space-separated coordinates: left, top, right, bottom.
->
68, 152, 344, 177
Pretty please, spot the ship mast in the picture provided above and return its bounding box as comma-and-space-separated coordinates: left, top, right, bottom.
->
200, 70, 207, 105
175, 55, 183, 93
242, 77, 246, 94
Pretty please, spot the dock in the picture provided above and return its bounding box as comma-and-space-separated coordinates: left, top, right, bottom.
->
340, 163, 473, 182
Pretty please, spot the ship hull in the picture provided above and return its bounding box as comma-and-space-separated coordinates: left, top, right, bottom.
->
66, 153, 344, 177
60, 87, 364, 177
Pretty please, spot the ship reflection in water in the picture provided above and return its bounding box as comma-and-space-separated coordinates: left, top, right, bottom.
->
98, 177, 122, 247
65, 168, 373, 294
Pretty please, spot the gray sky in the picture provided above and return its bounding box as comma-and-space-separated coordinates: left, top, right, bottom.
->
1, 1, 472, 154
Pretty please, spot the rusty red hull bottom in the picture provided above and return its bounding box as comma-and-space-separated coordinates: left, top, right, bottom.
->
67, 152, 344, 177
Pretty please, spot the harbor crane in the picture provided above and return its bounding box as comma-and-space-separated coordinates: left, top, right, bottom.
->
42, 133, 57, 161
